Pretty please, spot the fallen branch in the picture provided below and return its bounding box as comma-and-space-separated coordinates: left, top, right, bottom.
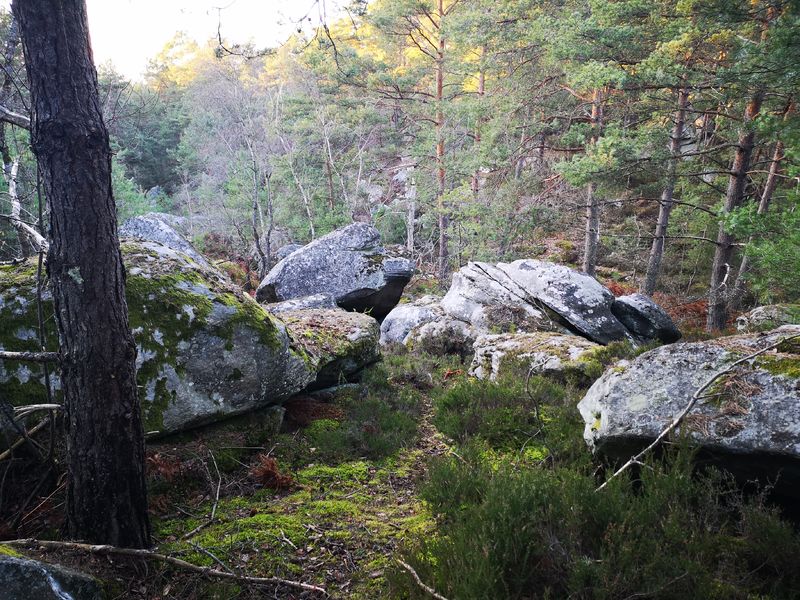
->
14, 403, 61, 420
0, 350, 59, 363
397, 559, 450, 600
3, 157, 48, 253
0, 104, 30, 129
596, 333, 800, 492
4, 538, 328, 596
0, 416, 50, 462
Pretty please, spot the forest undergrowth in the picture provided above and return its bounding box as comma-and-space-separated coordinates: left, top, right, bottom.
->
2, 342, 800, 599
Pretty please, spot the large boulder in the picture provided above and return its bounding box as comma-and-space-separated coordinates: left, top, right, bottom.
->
255, 223, 414, 320
440, 262, 565, 335
281, 308, 380, 389
495, 260, 631, 344
2, 242, 344, 438
379, 295, 443, 345
578, 326, 800, 498
0, 553, 104, 600
736, 304, 800, 333
120, 213, 210, 268
470, 332, 601, 382
611, 293, 681, 343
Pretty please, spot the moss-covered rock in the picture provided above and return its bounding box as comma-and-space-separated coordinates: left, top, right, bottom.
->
578, 325, 800, 499
470, 332, 601, 383
736, 303, 800, 333
279, 308, 380, 389
0, 240, 314, 436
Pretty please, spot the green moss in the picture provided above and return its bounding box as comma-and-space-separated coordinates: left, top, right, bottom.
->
756, 355, 800, 379
0, 544, 21, 557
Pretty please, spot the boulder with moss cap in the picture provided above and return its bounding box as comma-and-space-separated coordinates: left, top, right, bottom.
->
578, 325, 800, 499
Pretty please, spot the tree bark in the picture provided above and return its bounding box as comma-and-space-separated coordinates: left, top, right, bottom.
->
706, 90, 763, 331
582, 89, 603, 276
728, 137, 785, 310
642, 87, 689, 296
436, 0, 448, 282
13, 0, 150, 548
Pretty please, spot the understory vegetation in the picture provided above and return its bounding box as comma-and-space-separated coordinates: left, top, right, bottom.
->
6, 346, 798, 598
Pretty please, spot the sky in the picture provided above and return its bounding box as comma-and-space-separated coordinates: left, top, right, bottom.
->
3, 0, 342, 80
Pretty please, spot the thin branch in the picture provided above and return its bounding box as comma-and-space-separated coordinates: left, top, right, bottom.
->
0, 350, 59, 363
0, 104, 29, 129
4, 538, 328, 596
397, 559, 450, 600
596, 333, 800, 492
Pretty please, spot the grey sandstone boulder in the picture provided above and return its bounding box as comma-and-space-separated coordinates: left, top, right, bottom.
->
281, 308, 380, 389
0, 240, 312, 436
379, 295, 443, 345
578, 325, 800, 498
255, 223, 414, 320
611, 293, 681, 343
0, 554, 105, 600
406, 315, 475, 358
120, 213, 210, 268
736, 304, 800, 333
440, 262, 564, 335
495, 260, 631, 344
470, 332, 601, 382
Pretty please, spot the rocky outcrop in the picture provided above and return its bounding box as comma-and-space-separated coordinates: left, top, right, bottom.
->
0, 554, 104, 600
736, 304, 800, 333
470, 332, 601, 382
120, 213, 210, 268
495, 260, 631, 344
379, 296, 443, 345
406, 315, 475, 359
383, 260, 679, 357
578, 326, 800, 498
0, 241, 379, 438
611, 293, 681, 343
282, 308, 380, 389
255, 223, 414, 320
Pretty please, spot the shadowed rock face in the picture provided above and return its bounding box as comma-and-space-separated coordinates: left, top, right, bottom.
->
255, 223, 414, 320
612, 293, 681, 343
0, 555, 105, 600
578, 326, 800, 499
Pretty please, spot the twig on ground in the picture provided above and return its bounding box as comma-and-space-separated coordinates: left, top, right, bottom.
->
188, 541, 234, 574
5, 538, 328, 596
397, 559, 450, 600
182, 449, 222, 540
596, 333, 799, 492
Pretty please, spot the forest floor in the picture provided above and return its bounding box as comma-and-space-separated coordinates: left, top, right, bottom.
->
1, 350, 464, 599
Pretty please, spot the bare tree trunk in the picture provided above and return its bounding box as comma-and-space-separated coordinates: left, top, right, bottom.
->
264, 172, 274, 268
728, 137, 785, 310
436, 0, 448, 282
250, 159, 268, 279
279, 135, 316, 239
3, 157, 48, 253
707, 91, 763, 331
642, 87, 689, 296
471, 46, 485, 195
582, 89, 603, 276
13, 0, 150, 547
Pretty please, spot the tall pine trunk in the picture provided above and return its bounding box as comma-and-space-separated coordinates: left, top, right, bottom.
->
728, 138, 784, 310
13, 0, 150, 547
642, 87, 689, 296
706, 91, 763, 331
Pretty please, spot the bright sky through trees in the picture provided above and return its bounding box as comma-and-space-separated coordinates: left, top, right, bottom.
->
2, 0, 344, 79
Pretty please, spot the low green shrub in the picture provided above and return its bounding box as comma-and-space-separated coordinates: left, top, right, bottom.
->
393, 447, 800, 600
